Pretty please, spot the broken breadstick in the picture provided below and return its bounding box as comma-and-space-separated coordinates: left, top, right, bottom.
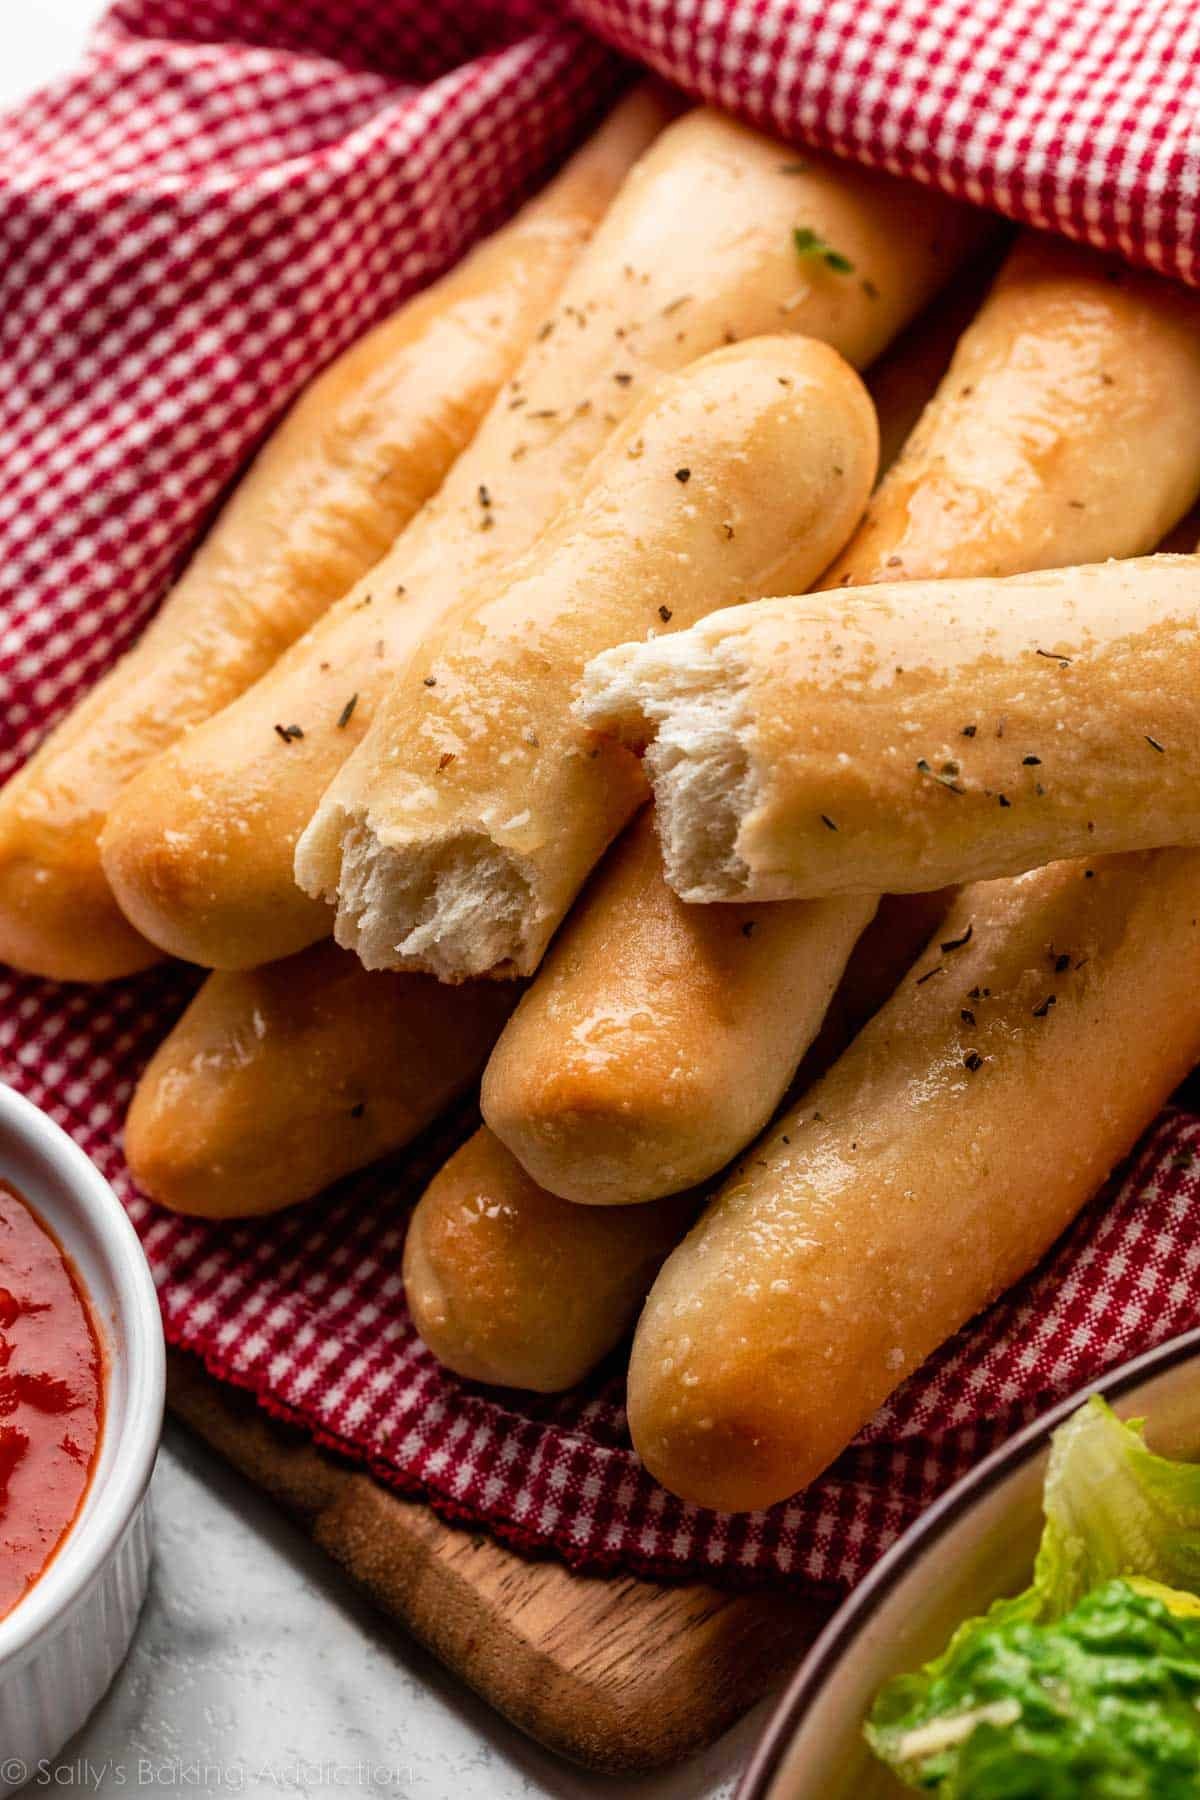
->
578, 556, 1200, 903
485, 239, 1200, 1211
297, 335, 877, 979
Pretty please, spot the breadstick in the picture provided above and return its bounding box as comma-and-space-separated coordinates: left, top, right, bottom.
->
627, 854, 1200, 1511
403, 1127, 698, 1392
579, 556, 1200, 903
125, 941, 514, 1218
0, 93, 663, 984
298, 336, 877, 979
481, 809, 876, 1202
823, 229, 1200, 589
100, 112, 982, 970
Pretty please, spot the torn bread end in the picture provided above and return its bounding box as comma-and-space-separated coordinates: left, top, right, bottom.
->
576, 631, 757, 903
331, 820, 536, 981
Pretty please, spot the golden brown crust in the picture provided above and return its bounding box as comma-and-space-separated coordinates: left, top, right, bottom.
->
482, 810, 874, 1202
627, 853, 1200, 1511
604, 242, 1200, 1507
124, 941, 514, 1217
403, 1128, 698, 1392
99, 110, 981, 971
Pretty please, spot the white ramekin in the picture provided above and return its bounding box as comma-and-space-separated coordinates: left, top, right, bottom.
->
0, 1081, 163, 1793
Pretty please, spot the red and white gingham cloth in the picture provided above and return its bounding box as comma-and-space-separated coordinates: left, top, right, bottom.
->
585, 0, 1200, 286
4, 0, 1200, 1590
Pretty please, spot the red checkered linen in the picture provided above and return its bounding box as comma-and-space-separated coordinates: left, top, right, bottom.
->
581, 0, 1200, 287
5, 0, 1200, 1592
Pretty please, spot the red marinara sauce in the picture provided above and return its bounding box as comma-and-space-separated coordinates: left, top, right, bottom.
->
0, 1181, 103, 1619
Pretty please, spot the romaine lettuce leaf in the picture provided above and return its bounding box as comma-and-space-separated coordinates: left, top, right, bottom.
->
1035, 1396, 1200, 1608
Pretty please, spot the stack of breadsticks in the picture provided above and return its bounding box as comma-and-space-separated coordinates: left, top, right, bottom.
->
11, 90, 1200, 1516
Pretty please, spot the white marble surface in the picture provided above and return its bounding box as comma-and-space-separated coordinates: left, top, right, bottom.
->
0, 11, 773, 1795
13, 1423, 767, 1798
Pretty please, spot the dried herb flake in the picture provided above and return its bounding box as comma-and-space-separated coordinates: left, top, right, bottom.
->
793, 226, 855, 273
917, 757, 964, 794
941, 922, 974, 953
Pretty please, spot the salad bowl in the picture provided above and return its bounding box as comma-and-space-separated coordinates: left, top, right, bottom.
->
739, 1326, 1200, 1798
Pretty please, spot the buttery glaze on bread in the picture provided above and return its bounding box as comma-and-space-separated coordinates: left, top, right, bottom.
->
412, 893, 952, 1391
297, 336, 877, 980
0, 95, 661, 984
125, 941, 514, 1218
627, 855, 1200, 1511
403, 1127, 697, 1392
823, 229, 1200, 589
481, 810, 875, 1202
99, 110, 982, 970
579, 556, 1200, 903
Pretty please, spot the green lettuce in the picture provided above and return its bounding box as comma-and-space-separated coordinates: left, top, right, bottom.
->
865, 1397, 1200, 1795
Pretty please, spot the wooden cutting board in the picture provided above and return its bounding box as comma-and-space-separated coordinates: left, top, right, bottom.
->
167, 1350, 830, 1774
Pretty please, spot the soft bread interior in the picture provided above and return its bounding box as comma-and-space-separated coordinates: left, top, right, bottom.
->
332, 820, 534, 980
577, 632, 757, 902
